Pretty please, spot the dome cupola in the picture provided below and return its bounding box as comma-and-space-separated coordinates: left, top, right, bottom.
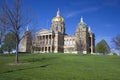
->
78, 17, 87, 27
52, 8, 64, 22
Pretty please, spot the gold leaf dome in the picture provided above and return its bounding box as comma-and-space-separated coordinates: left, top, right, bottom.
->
52, 8, 64, 22
52, 16, 64, 22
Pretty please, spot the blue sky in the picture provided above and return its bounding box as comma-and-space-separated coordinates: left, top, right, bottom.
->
1, 0, 120, 49
25, 0, 120, 47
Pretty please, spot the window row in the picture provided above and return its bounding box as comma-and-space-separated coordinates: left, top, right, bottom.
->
64, 39, 75, 46
37, 40, 52, 45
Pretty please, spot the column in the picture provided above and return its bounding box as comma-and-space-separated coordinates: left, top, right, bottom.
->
40, 36, 41, 46
51, 35, 53, 52
43, 35, 45, 52
91, 35, 93, 54
48, 35, 49, 46
47, 35, 49, 53
41, 35, 43, 52
45, 35, 47, 52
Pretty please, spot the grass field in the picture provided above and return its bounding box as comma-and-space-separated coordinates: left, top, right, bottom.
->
0, 53, 120, 80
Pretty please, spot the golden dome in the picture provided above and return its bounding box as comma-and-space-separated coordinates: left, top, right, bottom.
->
52, 16, 64, 22
52, 8, 64, 22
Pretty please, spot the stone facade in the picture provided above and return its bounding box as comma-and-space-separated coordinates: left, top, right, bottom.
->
75, 18, 95, 54
19, 27, 32, 52
20, 9, 95, 54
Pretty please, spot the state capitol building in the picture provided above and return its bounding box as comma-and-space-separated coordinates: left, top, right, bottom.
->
20, 9, 95, 54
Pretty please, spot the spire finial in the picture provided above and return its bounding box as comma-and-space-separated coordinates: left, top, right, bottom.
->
57, 8, 60, 16
26, 26, 29, 31
80, 16, 83, 23
88, 27, 91, 32
88, 26, 92, 33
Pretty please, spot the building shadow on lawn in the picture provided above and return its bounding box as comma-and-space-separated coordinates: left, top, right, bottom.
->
0, 64, 50, 74
24, 56, 59, 63
0, 56, 59, 75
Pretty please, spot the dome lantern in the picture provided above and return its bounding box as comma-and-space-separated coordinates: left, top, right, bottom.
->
52, 8, 64, 22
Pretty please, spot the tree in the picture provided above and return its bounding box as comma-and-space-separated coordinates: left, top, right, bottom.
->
0, 0, 31, 63
75, 39, 84, 54
112, 35, 120, 51
0, 47, 3, 54
0, 26, 6, 54
0, 26, 6, 46
96, 39, 110, 54
1, 32, 16, 54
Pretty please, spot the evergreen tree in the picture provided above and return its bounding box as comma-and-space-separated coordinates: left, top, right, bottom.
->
2, 32, 16, 54
96, 39, 110, 54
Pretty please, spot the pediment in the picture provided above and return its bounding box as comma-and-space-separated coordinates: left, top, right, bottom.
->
36, 29, 51, 35
40, 29, 50, 33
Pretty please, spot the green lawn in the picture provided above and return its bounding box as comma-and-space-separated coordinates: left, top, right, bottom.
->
0, 53, 120, 80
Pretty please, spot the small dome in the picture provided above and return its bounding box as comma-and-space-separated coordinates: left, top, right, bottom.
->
78, 17, 87, 27
79, 22, 86, 26
88, 27, 93, 34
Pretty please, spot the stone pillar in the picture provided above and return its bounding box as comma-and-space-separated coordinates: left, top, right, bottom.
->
39, 36, 41, 53
41, 36, 43, 53
45, 35, 47, 52
91, 35, 93, 54
49, 35, 51, 45
43, 35, 45, 53
48, 35, 49, 53
47, 35, 49, 53
45, 35, 47, 45
40, 36, 42, 52
48, 35, 49, 45
51, 35, 53, 52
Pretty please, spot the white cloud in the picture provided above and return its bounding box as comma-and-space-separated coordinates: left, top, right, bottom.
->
64, 7, 100, 18
65, 0, 120, 19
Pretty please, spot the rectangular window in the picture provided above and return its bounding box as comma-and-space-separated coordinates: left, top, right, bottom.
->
70, 39, 72, 45
73, 39, 75, 45
64, 40, 66, 46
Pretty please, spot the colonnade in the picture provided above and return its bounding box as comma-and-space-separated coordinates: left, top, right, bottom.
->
35, 34, 54, 53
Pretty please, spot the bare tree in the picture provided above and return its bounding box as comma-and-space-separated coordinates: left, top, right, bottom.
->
0, 0, 31, 64
75, 38, 84, 54
0, 28, 5, 46
112, 35, 120, 51
0, 17, 6, 46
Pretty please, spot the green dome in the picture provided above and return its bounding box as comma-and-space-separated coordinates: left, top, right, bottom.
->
78, 17, 87, 27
